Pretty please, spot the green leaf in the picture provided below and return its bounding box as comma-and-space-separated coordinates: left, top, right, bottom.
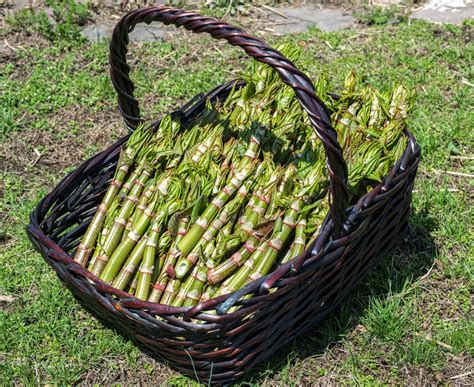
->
447, 141, 461, 155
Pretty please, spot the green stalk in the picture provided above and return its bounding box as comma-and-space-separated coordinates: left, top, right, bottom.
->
238, 191, 271, 240
237, 193, 257, 230
236, 163, 278, 239
211, 139, 237, 196
207, 234, 258, 285
99, 187, 163, 283
175, 179, 251, 279
90, 166, 152, 276
111, 235, 148, 290
160, 278, 181, 305
175, 168, 254, 273
156, 232, 172, 275
208, 234, 242, 267
211, 166, 229, 196
189, 125, 224, 164
281, 217, 307, 264
200, 284, 217, 303
304, 199, 328, 247
219, 208, 239, 237
266, 164, 297, 219
171, 263, 202, 307
176, 129, 262, 259
127, 268, 140, 295
104, 172, 181, 285
245, 200, 301, 283
130, 177, 156, 227
118, 166, 141, 202
87, 199, 119, 272
148, 276, 167, 303
135, 221, 161, 300
182, 261, 208, 307
87, 225, 108, 272
74, 149, 133, 266
75, 122, 154, 267
148, 217, 189, 302
214, 239, 267, 297
108, 168, 142, 247
121, 219, 133, 243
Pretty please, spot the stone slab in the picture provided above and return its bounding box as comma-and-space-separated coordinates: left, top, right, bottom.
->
264, 6, 355, 33
81, 24, 111, 44
411, 0, 474, 24
81, 22, 176, 43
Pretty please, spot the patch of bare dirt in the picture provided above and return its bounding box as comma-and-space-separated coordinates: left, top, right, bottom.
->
0, 105, 126, 186
77, 352, 179, 385
0, 26, 53, 70
0, 294, 17, 312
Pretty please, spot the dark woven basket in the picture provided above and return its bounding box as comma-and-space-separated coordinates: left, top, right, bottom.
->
26, 6, 421, 384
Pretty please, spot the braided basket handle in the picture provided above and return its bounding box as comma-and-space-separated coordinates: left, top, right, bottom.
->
109, 5, 349, 233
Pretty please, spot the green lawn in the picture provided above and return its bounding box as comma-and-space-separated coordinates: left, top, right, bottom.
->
0, 5, 473, 385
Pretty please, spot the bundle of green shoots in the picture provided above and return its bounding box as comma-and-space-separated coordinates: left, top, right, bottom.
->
74, 45, 414, 307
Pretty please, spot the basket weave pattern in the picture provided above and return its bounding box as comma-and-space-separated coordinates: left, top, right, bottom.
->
26, 6, 421, 384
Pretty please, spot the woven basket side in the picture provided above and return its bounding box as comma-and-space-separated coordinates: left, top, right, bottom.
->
27, 133, 419, 383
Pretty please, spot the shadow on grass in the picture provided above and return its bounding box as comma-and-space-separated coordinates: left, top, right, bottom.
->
241, 208, 438, 383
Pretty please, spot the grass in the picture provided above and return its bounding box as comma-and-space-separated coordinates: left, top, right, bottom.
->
354, 5, 408, 26
1, 4, 473, 385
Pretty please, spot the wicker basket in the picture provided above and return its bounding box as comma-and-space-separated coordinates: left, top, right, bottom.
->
26, 6, 421, 384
